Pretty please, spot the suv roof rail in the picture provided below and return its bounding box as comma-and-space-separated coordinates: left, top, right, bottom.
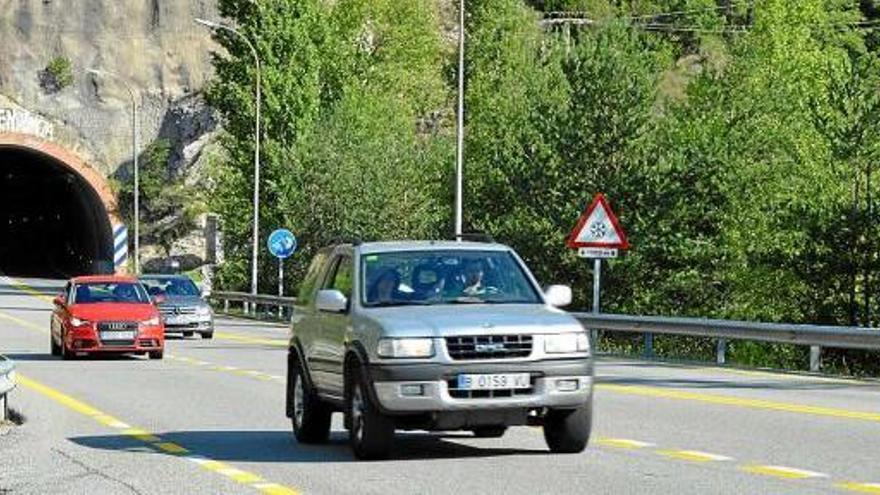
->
455, 232, 495, 243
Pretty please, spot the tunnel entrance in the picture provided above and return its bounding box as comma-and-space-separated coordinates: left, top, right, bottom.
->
0, 139, 117, 278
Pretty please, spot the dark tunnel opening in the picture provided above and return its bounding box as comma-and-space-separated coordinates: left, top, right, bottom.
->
0, 145, 114, 278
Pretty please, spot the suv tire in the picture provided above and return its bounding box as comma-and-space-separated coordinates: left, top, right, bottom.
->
148, 350, 164, 360
543, 402, 592, 453
472, 426, 507, 438
290, 359, 331, 443
347, 366, 394, 460
200, 331, 214, 339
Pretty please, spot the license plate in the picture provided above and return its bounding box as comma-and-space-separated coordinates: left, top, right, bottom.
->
456, 373, 531, 390
100, 331, 135, 340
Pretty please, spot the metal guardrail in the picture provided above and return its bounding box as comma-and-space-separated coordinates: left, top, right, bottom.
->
0, 355, 16, 422
210, 289, 880, 372
574, 313, 880, 372
210, 291, 296, 319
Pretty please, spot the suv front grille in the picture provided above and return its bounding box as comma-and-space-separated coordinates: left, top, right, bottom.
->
445, 335, 533, 360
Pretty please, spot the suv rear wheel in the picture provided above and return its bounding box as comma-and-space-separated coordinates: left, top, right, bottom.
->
543, 402, 592, 453
290, 359, 331, 443
347, 366, 394, 460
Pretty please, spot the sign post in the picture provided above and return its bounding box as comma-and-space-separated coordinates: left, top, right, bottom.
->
267, 229, 297, 317
566, 194, 629, 351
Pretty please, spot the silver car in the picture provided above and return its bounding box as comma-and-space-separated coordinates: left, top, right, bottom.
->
286, 241, 593, 460
140, 274, 214, 339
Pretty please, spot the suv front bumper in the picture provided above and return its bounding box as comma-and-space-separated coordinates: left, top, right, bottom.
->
369, 358, 592, 413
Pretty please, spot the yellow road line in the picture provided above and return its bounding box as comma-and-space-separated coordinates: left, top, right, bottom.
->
597, 384, 880, 423
839, 482, 880, 494
17, 374, 300, 494
214, 332, 287, 347
2, 275, 56, 304
656, 450, 732, 463
595, 438, 654, 449
0, 311, 47, 334
704, 366, 877, 386
742, 465, 828, 480
167, 354, 285, 384
154, 442, 190, 455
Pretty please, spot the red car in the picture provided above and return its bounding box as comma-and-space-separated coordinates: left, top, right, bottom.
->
50, 276, 165, 359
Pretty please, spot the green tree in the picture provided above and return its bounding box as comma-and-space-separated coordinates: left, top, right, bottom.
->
206, 0, 452, 292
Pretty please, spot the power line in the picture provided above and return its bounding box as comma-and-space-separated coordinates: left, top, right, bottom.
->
545, 1, 753, 23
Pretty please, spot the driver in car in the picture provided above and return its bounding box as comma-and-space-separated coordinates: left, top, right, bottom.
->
370, 269, 405, 305
462, 260, 487, 296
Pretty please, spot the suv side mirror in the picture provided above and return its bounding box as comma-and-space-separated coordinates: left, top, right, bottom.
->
316, 289, 348, 313
544, 285, 572, 308
53, 294, 65, 307
152, 294, 166, 305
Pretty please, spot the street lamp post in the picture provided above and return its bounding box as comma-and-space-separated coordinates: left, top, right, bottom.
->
195, 18, 262, 297
87, 68, 140, 274
455, 0, 465, 241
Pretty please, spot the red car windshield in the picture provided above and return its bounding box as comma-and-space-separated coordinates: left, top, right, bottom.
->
72, 282, 150, 304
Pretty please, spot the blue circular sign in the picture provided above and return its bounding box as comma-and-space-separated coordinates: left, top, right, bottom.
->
267, 229, 297, 259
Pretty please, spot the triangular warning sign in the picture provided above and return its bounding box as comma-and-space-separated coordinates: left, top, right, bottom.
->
566, 193, 629, 249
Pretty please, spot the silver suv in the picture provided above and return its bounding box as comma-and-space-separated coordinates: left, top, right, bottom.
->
286, 241, 593, 459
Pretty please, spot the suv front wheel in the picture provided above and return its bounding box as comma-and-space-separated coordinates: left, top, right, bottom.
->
290, 359, 332, 443
347, 366, 394, 460
543, 402, 592, 453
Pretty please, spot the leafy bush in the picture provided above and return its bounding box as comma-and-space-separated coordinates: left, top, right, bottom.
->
40, 56, 74, 93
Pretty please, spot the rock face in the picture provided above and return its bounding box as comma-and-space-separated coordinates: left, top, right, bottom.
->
0, 0, 219, 175
1, 0, 222, 270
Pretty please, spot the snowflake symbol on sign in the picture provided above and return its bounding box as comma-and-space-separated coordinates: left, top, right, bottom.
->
589, 221, 607, 239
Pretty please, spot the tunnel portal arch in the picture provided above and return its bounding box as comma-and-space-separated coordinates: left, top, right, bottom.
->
0, 132, 122, 278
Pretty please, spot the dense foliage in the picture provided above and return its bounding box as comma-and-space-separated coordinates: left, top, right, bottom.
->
117, 139, 204, 257
205, 0, 880, 374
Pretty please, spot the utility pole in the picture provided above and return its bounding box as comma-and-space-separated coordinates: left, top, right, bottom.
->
87, 69, 140, 274
455, 0, 465, 241
196, 18, 262, 297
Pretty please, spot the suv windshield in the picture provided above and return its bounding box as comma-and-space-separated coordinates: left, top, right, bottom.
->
362, 250, 541, 307
73, 282, 150, 304
140, 277, 201, 297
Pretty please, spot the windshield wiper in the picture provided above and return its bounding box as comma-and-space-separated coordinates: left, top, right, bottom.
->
366, 300, 432, 308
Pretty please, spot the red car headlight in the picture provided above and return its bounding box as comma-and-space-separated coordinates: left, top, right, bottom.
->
140, 316, 161, 326
70, 317, 91, 327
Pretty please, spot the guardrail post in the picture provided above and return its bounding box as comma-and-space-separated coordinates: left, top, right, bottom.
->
810, 345, 821, 372
223, 298, 229, 313
643, 332, 654, 359
716, 338, 726, 365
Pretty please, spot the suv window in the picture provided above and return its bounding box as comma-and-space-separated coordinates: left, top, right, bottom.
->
326, 256, 353, 299
298, 251, 329, 305
361, 250, 541, 307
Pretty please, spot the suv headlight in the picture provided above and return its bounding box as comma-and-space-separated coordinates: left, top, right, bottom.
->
70, 317, 90, 327
141, 316, 161, 326
545, 332, 590, 354
196, 305, 212, 316
377, 338, 434, 359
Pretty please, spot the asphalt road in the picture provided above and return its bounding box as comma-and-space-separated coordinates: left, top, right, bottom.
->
2, 276, 880, 494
